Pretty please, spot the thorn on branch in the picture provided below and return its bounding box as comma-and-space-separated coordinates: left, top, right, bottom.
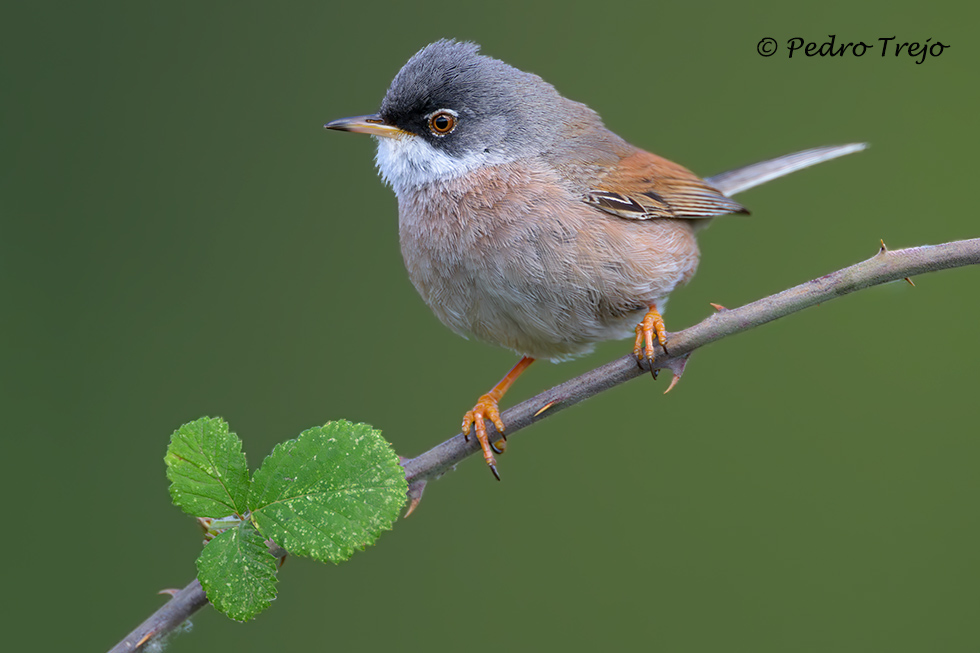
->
663, 355, 690, 395
533, 400, 558, 418
404, 479, 427, 518
709, 302, 727, 312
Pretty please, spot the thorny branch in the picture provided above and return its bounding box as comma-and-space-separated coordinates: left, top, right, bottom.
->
401, 237, 980, 495
109, 236, 980, 653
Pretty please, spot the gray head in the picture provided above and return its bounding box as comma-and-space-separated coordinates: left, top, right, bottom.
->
326, 40, 603, 195
381, 40, 580, 159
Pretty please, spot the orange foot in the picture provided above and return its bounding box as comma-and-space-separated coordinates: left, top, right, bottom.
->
460, 356, 535, 480
633, 304, 669, 379
461, 394, 506, 481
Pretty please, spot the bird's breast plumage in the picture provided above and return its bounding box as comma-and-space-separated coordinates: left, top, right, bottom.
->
395, 159, 701, 361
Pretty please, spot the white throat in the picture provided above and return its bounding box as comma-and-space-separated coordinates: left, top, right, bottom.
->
374, 135, 489, 198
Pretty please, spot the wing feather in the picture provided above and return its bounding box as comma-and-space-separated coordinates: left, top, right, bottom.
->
584, 150, 748, 220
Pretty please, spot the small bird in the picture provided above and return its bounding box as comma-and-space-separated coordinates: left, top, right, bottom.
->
326, 40, 863, 479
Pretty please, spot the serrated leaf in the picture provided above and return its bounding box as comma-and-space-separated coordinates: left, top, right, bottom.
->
249, 420, 406, 563
165, 417, 250, 518
196, 521, 278, 621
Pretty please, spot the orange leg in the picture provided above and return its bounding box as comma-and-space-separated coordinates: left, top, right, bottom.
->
461, 355, 535, 480
633, 304, 669, 379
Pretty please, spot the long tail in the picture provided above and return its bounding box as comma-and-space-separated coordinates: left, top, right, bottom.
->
706, 143, 867, 197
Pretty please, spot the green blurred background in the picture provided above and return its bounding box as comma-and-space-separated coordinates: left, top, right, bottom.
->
3, 1, 978, 651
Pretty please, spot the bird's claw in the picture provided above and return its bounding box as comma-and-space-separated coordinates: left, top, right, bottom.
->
462, 394, 505, 480
633, 306, 669, 379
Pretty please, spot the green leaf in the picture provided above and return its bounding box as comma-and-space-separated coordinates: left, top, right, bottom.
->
196, 521, 278, 621
165, 417, 250, 518
250, 420, 407, 563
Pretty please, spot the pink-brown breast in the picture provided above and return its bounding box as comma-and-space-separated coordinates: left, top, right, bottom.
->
396, 158, 701, 361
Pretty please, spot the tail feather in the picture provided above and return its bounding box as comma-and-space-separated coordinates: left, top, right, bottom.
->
707, 143, 867, 197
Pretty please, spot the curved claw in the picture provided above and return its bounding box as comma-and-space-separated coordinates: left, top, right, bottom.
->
461, 394, 505, 480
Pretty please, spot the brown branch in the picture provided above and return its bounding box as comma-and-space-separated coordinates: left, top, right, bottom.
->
108, 236, 979, 652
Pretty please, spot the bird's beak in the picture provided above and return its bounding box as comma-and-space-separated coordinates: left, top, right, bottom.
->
324, 114, 411, 139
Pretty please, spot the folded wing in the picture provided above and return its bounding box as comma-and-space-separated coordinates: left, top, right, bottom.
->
584, 149, 748, 220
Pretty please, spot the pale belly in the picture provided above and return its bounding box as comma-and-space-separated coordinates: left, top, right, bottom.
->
399, 198, 700, 361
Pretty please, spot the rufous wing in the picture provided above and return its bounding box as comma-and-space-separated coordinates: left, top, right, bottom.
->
584, 149, 748, 220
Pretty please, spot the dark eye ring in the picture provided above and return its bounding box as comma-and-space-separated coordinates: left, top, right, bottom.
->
428, 110, 457, 136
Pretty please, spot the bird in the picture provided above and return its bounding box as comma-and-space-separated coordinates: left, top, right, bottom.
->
326, 39, 864, 480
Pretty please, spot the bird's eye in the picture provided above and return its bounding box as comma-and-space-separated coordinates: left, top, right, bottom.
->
428, 110, 457, 136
